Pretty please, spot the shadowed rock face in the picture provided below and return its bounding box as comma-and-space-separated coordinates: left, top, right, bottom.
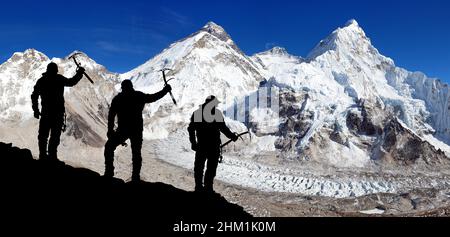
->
346, 99, 385, 136
65, 110, 105, 147
0, 142, 251, 230
275, 90, 313, 152
373, 119, 448, 167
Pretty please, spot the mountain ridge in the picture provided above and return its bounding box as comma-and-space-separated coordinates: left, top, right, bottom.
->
2, 19, 445, 84
1, 20, 450, 198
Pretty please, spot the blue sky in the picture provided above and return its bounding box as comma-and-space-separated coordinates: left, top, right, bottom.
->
0, 0, 449, 82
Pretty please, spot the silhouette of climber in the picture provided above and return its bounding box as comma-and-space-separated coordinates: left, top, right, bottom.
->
188, 96, 238, 193
31, 62, 85, 161
104, 80, 172, 182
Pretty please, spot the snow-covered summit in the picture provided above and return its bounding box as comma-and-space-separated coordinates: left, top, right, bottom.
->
254, 46, 302, 60
345, 18, 359, 27
197, 21, 243, 53
200, 22, 231, 42
251, 46, 304, 79
265, 46, 289, 55
6, 48, 48, 65
62, 50, 113, 73
307, 19, 375, 60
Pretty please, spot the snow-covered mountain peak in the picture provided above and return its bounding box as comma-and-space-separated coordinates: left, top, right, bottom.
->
252, 46, 303, 75
6, 49, 49, 65
337, 19, 366, 39
59, 51, 111, 73
65, 51, 96, 64
23, 48, 48, 58
254, 46, 303, 61
264, 47, 289, 56
202, 21, 223, 31
307, 19, 372, 59
345, 19, 359, 27
66, 50, 88, 59
197, 21, 243, 54
200, 21, 231, 42
122, 21, 250, 81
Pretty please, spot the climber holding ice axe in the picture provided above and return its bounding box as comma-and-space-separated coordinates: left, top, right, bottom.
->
188, 95, 240, 193
31, 62, 86, 162
103, 80, 172, 182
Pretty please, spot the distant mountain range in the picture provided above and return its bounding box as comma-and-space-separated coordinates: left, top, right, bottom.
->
1, 19, 450, 197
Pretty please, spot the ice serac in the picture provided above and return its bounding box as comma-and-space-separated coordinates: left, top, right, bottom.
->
404, 71, 450, 144
121, 22, 263, 140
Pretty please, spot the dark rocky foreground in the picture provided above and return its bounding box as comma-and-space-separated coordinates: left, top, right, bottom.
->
0, 142, 251, 232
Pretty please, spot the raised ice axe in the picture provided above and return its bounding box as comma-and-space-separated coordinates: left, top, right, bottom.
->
69, 53, 94, 84
158, 68, 177, 105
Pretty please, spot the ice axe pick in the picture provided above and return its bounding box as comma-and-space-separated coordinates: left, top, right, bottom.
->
158, 68, 177, 105
69, 53, 94, 84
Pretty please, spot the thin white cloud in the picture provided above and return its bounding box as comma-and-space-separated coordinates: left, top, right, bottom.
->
96, 41, 152, 55
160, 7, 191, 27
